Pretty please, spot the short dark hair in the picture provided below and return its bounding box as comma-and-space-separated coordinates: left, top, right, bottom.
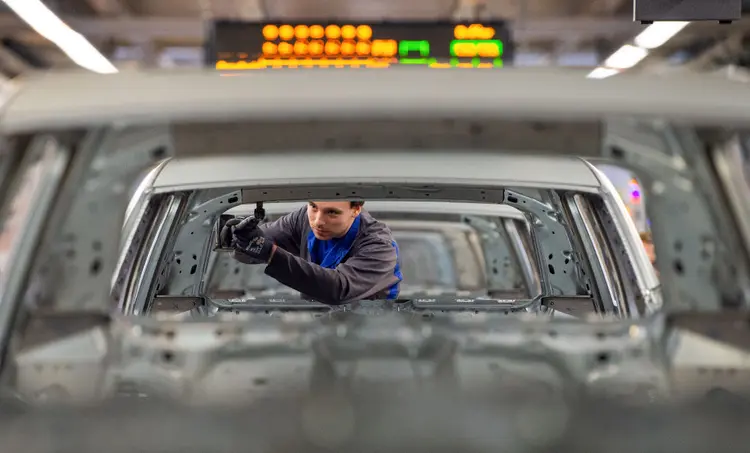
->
350, 201, 365, 208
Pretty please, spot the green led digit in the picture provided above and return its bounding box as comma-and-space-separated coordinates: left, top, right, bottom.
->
398, 40, 434, 65
399, 40, 430, 58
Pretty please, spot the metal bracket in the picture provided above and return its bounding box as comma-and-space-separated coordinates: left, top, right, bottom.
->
603, 119, 750, 311
461, 215, 524, 293
166, 190, 242, 296
151, 296, 202, 312
503, 189, 587, 296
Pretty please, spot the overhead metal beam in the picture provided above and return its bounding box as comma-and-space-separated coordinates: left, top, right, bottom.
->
0, 14, 642, 45
260, 0, 455, 20
452, 0, 482, 21
212, 0, 265, 20
0, 14, 207, 42
0, 45, 32, 76
81, 0, 131, 16
513, 18, 643, 43
0, 38, 49, 69
586, 0, 631, 15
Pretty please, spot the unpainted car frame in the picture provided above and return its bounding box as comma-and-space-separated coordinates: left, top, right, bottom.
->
117, 149, 655, 313
0, 69, 748, 406
210, 201, 537, 300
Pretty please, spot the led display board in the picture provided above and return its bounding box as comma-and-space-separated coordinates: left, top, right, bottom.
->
206, 20, 514, 69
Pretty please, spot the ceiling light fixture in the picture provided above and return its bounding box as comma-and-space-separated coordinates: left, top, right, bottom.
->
2, 0, 118, 74
604, 44, 649, 69
586, 67, 620, 79
587, 21, 690, 79
634, 21, 689, 50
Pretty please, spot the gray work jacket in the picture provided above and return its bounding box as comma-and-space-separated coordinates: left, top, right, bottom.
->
258, 206, 401, 305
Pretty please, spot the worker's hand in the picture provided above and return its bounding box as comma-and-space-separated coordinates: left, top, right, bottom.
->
229, 216, 274, 264
218, 217, 243, 249
219, 217, 263, 249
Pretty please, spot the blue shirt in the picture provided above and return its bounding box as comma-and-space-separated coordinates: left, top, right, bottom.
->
308, 215, 402, 299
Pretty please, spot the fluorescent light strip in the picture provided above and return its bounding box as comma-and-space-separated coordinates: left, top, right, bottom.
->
604, 44, 649, 69
634, 21, 689, 50
588, 21, 690, 79
586, 67, 620, 79
2, 0, 117, 74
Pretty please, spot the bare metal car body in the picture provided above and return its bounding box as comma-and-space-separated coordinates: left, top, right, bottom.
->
211, 201, 536, 299
113, 150, 654, 319
0, 69, 749, 450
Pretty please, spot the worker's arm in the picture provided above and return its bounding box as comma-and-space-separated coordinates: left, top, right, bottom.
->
264, 237, 398, 305
258, 207, 305, 255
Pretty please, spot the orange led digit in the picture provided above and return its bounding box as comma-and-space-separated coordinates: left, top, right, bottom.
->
309, 40, 324, 56
454, 24, 496, 40
278, 42, 293, 56
454, 25, 468, 39
310, 25, 325, 39
477, 42, 500, 57
325, 41, 341, 56
294, 25, 309, 39
279, 25, 295, 40
325, 25, 341, 39
356, 41, 371, 56
262, 25, 279, 40
294, 41, 308, 56
341, 25, 356, 40
371, 39, 397, 57
341, 41, 355, 56
452, 42, 476, 58
356, 25, 373, 40
262, 42, 277, 55
468, 24, 483, 38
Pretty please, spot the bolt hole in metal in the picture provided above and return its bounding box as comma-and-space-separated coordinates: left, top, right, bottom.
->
252, 377, 268, 386
89, 259, 102, 275
151, 146, 167, 159
161, 351, 175, 363
610, 146, 625, 159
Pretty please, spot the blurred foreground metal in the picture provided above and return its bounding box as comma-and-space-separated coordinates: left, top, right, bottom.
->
2, 387, 750, 453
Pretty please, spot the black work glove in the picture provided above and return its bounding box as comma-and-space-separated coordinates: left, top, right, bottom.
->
220, 217, 274, 264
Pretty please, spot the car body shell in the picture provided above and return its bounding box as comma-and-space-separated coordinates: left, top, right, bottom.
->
0, 69, 747, 413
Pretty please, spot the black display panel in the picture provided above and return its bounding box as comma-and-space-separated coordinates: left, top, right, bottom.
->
206, 20, 514, 70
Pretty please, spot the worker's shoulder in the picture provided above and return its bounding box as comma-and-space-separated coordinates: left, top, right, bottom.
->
357, 211, 396, 247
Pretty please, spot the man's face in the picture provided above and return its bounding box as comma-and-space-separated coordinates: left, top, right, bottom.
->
307, 201, 362, 240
